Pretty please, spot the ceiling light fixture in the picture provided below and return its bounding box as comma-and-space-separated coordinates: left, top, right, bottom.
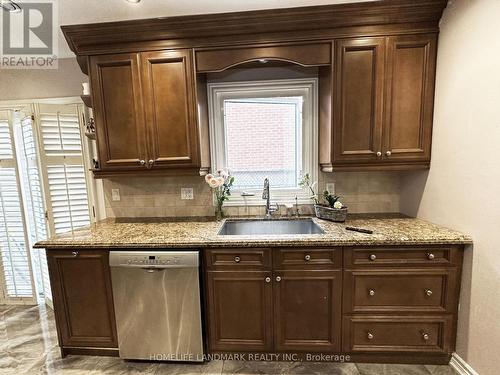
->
125, 0, 141, 3
1, 0, 21, 13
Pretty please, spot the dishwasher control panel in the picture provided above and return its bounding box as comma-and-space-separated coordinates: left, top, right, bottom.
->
109, 251, 199, 268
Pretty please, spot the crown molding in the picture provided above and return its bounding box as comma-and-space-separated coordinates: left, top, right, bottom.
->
61, 0, 447, 57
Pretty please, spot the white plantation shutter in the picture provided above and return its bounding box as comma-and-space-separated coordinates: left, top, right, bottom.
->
0, 111, 35, 302
40, 112, 82, 155
0, 102, 94, 306
17, 115, 50, 302
0, 169, 33, 299
0, 119, 13, 159
47, 165, 90, 234
36, 103, 91, 236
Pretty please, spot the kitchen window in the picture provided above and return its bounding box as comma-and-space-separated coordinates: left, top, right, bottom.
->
208, 79, 318, 205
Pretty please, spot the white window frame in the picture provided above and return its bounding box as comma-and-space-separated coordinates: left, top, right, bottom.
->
207, 78, 318, 206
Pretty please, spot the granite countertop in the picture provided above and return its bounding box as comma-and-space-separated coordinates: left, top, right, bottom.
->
34, 215, 472, 249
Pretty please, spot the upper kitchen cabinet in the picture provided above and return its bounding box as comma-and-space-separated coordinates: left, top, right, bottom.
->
141, 50, 199, 169
333, 37, 386, 165
383, 34, 437, 164
89, 53, 147, 171
89, 49, 202, 177
62, 1, 446, 175
331, 34, 438, 170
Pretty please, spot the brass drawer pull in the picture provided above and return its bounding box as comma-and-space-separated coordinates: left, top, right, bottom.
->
276, 276, 282, 282
367, 332, 374, 340
427, 253, 435, 260
425, 289, 433, 297
422, 333, 430, 341
71, 251, 79, 257
265, 277, 271, 283
304, 254, 311, 261
234, 256, 241, 263
368, 289, 375, 296
369, 254, 377, 261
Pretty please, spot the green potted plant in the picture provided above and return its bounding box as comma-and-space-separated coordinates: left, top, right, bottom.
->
299, 174, 348, 222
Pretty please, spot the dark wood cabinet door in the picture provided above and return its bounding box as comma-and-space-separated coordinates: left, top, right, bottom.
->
274, 270, 341, 352
206, 271, 273, 352
333, 38, 385, 165
47, 250, 117, 349
383, 34, 437, 163
141, 50, 200, 169
89, 53, 147, 170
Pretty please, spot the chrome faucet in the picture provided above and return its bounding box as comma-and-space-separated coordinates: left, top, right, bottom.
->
262, 178, 279, 219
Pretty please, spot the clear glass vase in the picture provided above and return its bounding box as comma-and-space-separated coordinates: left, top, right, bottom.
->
215, 204, 224, 221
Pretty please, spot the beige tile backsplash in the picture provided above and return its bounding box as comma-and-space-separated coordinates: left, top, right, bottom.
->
103, 172, 401, 218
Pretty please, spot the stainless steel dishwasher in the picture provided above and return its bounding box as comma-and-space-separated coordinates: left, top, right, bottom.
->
109, 250, 204, 361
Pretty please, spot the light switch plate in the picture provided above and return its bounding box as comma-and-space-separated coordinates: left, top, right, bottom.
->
325, 183, 335, 195
111, 189, 121, 201
181, 187, 194, 200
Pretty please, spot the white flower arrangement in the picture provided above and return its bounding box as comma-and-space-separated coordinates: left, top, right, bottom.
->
204, 169, 234, 219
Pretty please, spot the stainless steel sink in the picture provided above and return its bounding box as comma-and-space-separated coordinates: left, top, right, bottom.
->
218, 219, 324, 235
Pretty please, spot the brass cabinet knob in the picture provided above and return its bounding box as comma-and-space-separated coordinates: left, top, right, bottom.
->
386, 151, 392, 156
369, 289, 375, 296
234, 256, 241, 263
139, 159, 146, 166
427, 253, 435, 260
148, 159, 154, 165
425, 289, 433, 297
422, 333, 430, 341
304, 254, 311, 261
367, 332, 374, 340
369, 254, 377, 261
71, 251, 78, 257
265, 277, 271, 283
376, 151, 382, 157
276, 276, 282, 282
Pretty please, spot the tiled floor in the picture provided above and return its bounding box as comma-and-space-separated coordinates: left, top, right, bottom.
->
0, 304, 458, 375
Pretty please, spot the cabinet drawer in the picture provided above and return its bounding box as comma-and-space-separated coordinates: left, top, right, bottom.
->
343, 315, 453, 354
344, 246, 460, 268
273, 248, 341, 270
343, 269, 458, 314
205, 248, 271, 270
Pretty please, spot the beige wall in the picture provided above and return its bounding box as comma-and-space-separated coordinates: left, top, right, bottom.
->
400, 1, 500, 374
103, 171, 401, 218
0, 58, 87, 100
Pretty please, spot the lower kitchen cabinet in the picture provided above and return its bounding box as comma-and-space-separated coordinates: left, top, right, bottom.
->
206, 270, 273, 352
47, 249, 118, 354
274, 270, 341, 352
205, 245, 464, 364
342, 315, 454, 354
205, 248, 343, 353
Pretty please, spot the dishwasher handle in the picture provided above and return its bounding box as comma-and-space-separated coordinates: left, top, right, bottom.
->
143, 267, 166, 273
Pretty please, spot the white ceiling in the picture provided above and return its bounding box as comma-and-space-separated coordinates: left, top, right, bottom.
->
56, 0, 376, 58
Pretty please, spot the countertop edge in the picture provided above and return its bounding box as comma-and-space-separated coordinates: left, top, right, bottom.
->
34, 238, 473, 249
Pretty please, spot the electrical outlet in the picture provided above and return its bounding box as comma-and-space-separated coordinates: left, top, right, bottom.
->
325, 183, 335, 194
181, 187, 194, 200
111, 189, 121, 201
